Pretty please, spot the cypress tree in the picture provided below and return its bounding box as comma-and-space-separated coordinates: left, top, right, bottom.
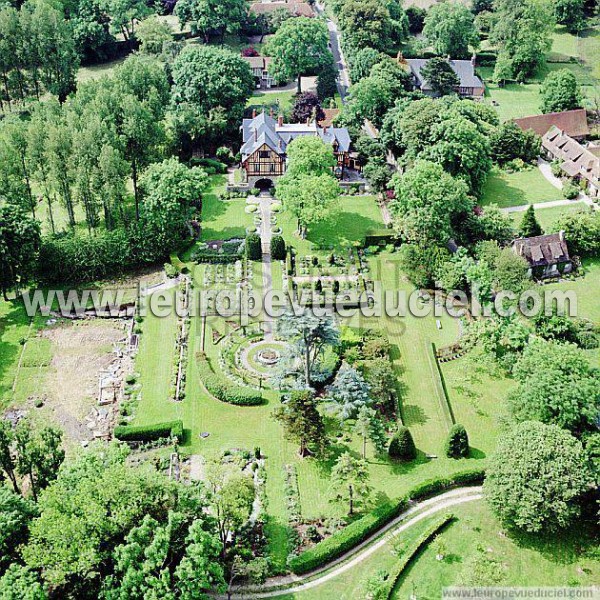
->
519, 205, 543, 238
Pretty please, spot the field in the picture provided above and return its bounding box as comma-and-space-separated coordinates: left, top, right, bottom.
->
478, 26, 600, 122
509, 202, 591, 233
480, 166, 560, 208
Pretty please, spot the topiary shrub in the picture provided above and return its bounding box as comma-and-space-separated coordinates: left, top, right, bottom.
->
270, 235, 286, 260
246, 233, 262, 260
445, 424, 469, 459
114, 420, 183, 442
389, 426, 417, 460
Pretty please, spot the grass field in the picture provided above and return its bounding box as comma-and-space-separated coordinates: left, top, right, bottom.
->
509, 202, 590, 233
478, 26, 600, 122
247, 90, 297, 113
480, 167, 560, 208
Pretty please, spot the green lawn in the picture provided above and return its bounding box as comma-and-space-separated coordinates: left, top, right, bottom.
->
77, 57, 126, 84
247, 90, 297, 113
391, 501, 599, 597
279, 195, 385, 256
509, 203, 590, 233
195, 175, 253, 243
480, 167, 560, 208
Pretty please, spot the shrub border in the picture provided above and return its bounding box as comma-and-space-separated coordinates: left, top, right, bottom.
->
114, 420, 183, 442
288, 468, 484, 575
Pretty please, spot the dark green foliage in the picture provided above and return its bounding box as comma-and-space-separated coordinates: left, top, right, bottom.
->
316, 60, 339, 101
420, 57, 460, 96
289, 469, 484, 574
519, 205, 543, 238
0, 488, 37, 571
389, 426, 417, 460
270, 235, 286, 260
406, 6, 426, 33
540, 69, 583, 114
490, 121, 540, 165
554, 0, 585, 33
113, 421, 184, 442
445, 424, 469, 458
197, 356, 263, 405
246, 233, 262, 261
563, 182, 580, 200
0, 203, 41, 299
554, 210, 600, 257
348, 47, 383, 82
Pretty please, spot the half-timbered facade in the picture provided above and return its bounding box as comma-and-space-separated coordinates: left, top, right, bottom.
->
240, 111, 354, 186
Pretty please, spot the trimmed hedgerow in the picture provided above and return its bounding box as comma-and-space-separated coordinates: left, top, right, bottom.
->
114, 420, 183, 442
197, 355, 263, 406
288, 469, 484, 575
381, 513, 455, 599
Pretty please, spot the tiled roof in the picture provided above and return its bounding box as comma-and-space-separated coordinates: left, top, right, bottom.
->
240, 111, 351, 161
512, 232, 571, 267
318, 108, 340, 128
514, 109, 589, 138
242, 56, 272, 70
542, 126, 600, 186
406, 58, 484, 92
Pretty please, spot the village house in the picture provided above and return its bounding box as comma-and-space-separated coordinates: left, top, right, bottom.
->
541, 125, 600, 198
242, 55, 275, 89
249, 0, 315, 19
512, 231, 573, 279
239, 111, 355, 187
403, 56, 485, 98
514, 108, 590, 140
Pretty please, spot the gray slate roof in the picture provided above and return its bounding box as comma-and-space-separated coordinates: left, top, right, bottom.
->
407, 58, 483, 91
241, 111, 351, 160
512, 232, 571, 268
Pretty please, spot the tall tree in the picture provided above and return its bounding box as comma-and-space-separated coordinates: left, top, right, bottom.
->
275, 173, 339, 238
390, 160, 473, 244
423, 1, 479, 58
325, 365, 373, 421
171, 45, 254, 126
290, 91, 325, 125
0, 204, 40, 300
353, 406, 387, 458
331, 452, 372, 516
101, 0, 151, 41
519, 204, 543, 237
268, 17, 331, 93
338, 0, 396, 51
509, 339, 600, 433
283, 136, 336, 177
490, 0, 554, 81
275, 311, 339, 387
420, 57, 460, 96
540, 69, 583, 113
175, 0, 247, 42
136, 15, 174, 54
0, 487, 37, 571
273, 390, 327, 457
0, 420, 19, 493
484, 421, 590, 533
553, 0, 585, 33
204, 463, 254, 557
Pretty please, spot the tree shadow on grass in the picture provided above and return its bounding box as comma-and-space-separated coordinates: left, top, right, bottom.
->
468, 447, 486, 460
480, 171, 528, 208
504, 520, 598, 565
389, 450, 430, 476
402, 403, 428, 427
308, 210, 382, 249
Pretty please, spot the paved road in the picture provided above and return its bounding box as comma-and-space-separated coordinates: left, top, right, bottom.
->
501, 198, 593, 214
220, 487, 483, 599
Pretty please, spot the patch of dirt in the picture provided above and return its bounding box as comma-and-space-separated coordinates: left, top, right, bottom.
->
40, 320, 127, 443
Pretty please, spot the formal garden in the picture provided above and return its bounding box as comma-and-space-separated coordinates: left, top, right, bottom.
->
0, 0, 599, 596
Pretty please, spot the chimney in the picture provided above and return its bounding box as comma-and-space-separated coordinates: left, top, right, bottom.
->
269, 107, 274, 117
254, 127, 257, 142
306, 116, 311, 126
559, 230, 565, 242
471, 53, 476, 67
252, 109, 256, 118
278, 114, 283, 127
323, 125, 328, 134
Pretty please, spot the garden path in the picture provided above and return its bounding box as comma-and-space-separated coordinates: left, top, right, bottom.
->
219, 486, 483, 598
500, 198, 593, 214
259, 193, 275, 340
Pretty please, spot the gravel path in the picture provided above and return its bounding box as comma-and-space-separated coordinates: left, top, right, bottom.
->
259, 194, 275, 340
219, 486, 483, 599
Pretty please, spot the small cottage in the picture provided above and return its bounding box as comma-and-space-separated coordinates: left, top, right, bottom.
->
512, 231, 573, 279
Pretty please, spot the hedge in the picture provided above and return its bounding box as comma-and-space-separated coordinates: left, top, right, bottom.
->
288, 468, 484, 575
197, 355, 263, 406
382, 513, 455, 599
364, 229, 397, 247
114, 420, 183, 442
